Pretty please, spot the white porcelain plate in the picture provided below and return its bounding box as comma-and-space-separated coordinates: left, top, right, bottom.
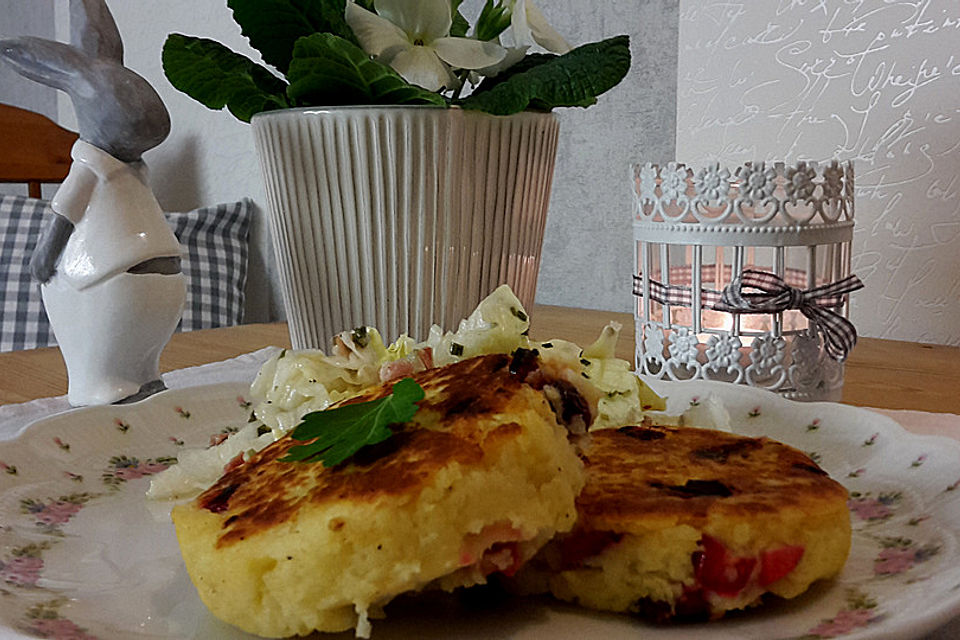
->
1, 380, 960, 639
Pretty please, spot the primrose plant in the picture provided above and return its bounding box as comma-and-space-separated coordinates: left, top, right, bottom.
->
162, 0, 631, 121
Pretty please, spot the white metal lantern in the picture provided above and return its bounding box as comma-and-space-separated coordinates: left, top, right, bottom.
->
632, 161, 859, 402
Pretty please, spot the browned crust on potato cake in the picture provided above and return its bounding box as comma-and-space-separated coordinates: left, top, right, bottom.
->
191, 353, 563, 548
577, 425, 848, 530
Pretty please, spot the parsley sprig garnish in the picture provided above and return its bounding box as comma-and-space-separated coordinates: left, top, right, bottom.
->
280, 378, 424, 466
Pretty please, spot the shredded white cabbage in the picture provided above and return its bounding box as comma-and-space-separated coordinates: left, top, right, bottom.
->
148, 284, 667, 500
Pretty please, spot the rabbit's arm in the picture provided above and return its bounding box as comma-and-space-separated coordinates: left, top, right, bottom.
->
30, 215, 73, 284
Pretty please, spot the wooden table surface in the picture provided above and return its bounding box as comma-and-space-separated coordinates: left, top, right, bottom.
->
1, 304, 958, 413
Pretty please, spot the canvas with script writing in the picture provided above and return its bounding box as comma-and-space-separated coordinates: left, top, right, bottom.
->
676, 0, 960, 345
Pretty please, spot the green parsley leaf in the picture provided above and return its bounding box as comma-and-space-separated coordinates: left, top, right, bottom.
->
280, 378, 425, 466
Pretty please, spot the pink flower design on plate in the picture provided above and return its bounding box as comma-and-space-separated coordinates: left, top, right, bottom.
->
29, 617, 98, 640
1, 556, 43, 587
808, 608, 876, 638
35, 501, 82, 526
873, 537, 940, 576
1, 542, 50, 588
848, 492, 900, 522
21, 494, 94, 532
113, 461, 169, 481
850, 499, 892, 521
102, 456, 175, 489
874, 547, 917, 575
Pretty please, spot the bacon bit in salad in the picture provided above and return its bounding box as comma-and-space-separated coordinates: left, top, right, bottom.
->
208, 432, 229, 447
379, 349, 436, 382
416, 347, 434, 370
223, 452, 246, 473
379, 359, 415, 382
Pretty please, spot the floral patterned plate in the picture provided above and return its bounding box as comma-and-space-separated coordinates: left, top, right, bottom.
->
1, 379, 960, 639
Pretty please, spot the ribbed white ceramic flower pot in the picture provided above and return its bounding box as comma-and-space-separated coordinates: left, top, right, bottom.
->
252, 106, 559, 348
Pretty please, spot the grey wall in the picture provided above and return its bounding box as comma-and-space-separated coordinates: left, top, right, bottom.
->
0, 0, 57, 118
537, 0, 678, 313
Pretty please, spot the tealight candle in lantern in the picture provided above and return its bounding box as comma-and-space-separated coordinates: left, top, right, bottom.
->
632, 161, 859, 401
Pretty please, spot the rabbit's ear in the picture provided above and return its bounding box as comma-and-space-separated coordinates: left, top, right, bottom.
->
0, 37, 94, 94
70, 0, 123, 63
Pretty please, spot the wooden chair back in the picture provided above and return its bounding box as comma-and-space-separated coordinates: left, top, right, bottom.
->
0, 103, 78, 198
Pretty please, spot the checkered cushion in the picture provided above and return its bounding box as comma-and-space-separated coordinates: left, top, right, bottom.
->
0, 195, 252, 351
167, 199, 252, 332
0, 196, 54, 351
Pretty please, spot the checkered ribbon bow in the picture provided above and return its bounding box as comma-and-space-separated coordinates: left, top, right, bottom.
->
714, 270, 864, 361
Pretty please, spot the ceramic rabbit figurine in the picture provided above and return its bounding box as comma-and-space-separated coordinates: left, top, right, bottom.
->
0, 0, 186, 406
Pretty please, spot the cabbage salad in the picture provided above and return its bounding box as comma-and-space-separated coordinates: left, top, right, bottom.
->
148, 285, 664, 500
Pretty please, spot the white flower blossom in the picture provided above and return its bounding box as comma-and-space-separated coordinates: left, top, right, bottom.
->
508, 0, 570, 53
345, 0, 506, 92
473, 42, 528, 79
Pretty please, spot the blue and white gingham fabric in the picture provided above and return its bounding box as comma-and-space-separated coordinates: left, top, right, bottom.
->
167, 199, 252, 333
0, 195, 252, 351
0, 196, 54, 351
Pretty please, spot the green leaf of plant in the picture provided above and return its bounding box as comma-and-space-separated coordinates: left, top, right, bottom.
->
162, 34, 289, 123
459, 35, 632, 115
286, 33, 448, 107
474, 0, 511, 42
469, 52, 556, 94
449, 0, 471, 38
228, 0, 357, 74
281, 378, 425, 467
451, 10, 471, 38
